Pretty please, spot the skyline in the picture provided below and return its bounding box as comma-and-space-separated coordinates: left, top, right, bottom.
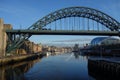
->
0, 0, 120, 44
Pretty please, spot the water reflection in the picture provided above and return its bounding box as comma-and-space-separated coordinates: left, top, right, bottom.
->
0, 58, 40, 80
0, 53, 118, 80
25, 53, 89, 80
73, 52, 80, 59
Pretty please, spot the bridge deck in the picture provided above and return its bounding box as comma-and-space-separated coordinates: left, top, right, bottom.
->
6, 30, 120, 36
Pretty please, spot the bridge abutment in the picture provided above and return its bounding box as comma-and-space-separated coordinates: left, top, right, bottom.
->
0, 18, 12, 57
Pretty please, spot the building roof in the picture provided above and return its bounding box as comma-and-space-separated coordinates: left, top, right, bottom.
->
90, 37, 119, 45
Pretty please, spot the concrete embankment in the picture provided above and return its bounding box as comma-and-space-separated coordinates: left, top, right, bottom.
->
0, 53, 44, 66
88, 59, 120, 79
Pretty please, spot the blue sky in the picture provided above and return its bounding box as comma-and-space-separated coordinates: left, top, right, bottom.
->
0, 0, 120, 44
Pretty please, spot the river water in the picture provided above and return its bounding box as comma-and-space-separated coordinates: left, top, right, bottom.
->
0, 53, 95, 80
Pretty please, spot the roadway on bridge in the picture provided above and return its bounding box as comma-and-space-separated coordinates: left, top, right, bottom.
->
6, 29, 120, 36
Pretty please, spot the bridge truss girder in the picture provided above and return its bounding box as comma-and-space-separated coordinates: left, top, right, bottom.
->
28, 7, 120, 31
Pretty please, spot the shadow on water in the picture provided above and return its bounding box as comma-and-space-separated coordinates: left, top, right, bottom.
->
0, 57, 41, 80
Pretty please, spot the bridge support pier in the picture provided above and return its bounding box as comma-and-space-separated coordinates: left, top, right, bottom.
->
0, 19, 12, 57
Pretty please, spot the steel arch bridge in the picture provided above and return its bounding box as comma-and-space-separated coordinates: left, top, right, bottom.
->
6, 6, 120, 53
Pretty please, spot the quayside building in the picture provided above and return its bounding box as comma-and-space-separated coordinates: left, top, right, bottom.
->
80, 37, 120, 55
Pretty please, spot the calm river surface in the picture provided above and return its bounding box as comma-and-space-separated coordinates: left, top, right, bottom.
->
0, 53, 96, 80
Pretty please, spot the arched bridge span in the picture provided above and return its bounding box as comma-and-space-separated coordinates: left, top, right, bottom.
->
6, 6, 120, 53
28, 6, 120, 31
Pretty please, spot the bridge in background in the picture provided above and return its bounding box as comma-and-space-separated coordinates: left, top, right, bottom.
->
5, 6, 120, 53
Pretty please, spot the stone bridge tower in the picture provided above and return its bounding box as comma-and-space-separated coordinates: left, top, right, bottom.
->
0, 18, 12, 57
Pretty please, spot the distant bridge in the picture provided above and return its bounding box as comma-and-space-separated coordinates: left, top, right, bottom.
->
6, 6, 120, 53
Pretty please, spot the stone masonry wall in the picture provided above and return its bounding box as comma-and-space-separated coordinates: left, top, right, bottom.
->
0, 19, 12, 57
0, 19, 4, 57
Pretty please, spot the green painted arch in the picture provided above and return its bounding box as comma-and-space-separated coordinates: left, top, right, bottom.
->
28, 6, 120, 31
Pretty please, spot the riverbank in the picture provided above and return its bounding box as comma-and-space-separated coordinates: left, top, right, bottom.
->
81, 52, 120, 57
0, 53, 44, 66
80, 49, 120, 57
